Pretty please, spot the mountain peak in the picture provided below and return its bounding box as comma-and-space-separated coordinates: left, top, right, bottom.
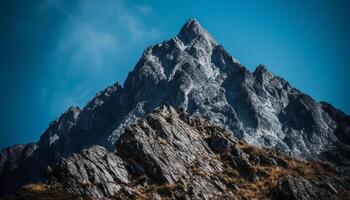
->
2, 18, 350, 198
184, 18, 201, 29
177, 18, 215, 45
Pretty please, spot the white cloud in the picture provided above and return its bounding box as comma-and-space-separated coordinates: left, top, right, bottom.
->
50, 0, 160, 70
137, 5, 153, 15
40, 0, 161, 116
114, 3, 160, 41
54, 22, 118, 71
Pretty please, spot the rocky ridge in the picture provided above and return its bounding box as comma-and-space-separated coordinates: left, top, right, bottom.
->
1, 18, 350, 196
4, 104, 350, 199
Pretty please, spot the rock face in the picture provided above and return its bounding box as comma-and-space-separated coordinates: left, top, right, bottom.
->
0, 143, 39, 195
274, 175, 345, 200
11, 104, 348, 200
1, 18, 350, 196
115, 105, 226, 199
54, 146, 130, 199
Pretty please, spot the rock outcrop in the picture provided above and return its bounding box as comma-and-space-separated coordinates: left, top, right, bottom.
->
274, 175, 347, 200
54, 146, 130, 199
9, 104, 344, 200
1, 18, 350, 196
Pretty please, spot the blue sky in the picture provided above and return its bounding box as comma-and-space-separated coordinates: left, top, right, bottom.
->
0, 0, 349, 149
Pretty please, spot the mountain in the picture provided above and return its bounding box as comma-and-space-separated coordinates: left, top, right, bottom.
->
4, 105, 350, 199
1, 18, 349, 196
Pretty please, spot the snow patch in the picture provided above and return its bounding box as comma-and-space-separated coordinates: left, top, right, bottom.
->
49, 134, 59, 146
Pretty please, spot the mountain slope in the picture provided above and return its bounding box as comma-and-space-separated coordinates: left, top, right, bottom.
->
5, 105, 350, 199
0, 18, 349, 196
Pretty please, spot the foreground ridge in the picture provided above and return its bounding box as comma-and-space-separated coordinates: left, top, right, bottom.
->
5, 104, 350, 199
1, 18, 350, 196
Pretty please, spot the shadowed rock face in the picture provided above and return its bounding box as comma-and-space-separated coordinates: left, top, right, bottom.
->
54, 146, 130, 199
7, 104, 347, 199
1, 18, 350, 196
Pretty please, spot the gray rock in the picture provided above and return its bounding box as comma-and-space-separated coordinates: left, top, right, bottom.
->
12, 104, 348, 199
54, 146, 130, 199
116, 105, 225, 199
0, 143, 38, 195
1, 18, 350, 196
259, 154, 278, 166
275, 175, 319, 200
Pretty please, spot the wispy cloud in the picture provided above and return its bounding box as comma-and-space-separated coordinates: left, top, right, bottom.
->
49, 0, 160, 70
53, 23, 118, 71
38, 0, 161, 117
137, 5, 153, 15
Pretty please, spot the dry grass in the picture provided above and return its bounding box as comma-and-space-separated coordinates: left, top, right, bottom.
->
239, 143, 266, 155
134, 183, 186, 200
7, 121, 346, 200
226, 156, 342, 200
3, 184, 84, 200
22, 184, 48, 192
191, 168, 206, 176
214, 140, 342, 200
229, 165, 286, 199
158, 138, 167, 145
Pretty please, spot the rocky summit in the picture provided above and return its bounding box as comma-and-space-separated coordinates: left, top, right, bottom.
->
1, 18, 350, 198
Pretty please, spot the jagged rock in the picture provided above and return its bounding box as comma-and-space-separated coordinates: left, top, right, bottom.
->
205, 129, 233, 154
274, 175, 350, 200
4, 105, 350, 199
1, 18, 350, 196
275, 176, 319, 200
0, 143, 39, 195
319, 102, 350, 168
0, 145, 26, 175
116, 105, 225, 199
259, 154, 278, 166
54, 146, 130, 199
